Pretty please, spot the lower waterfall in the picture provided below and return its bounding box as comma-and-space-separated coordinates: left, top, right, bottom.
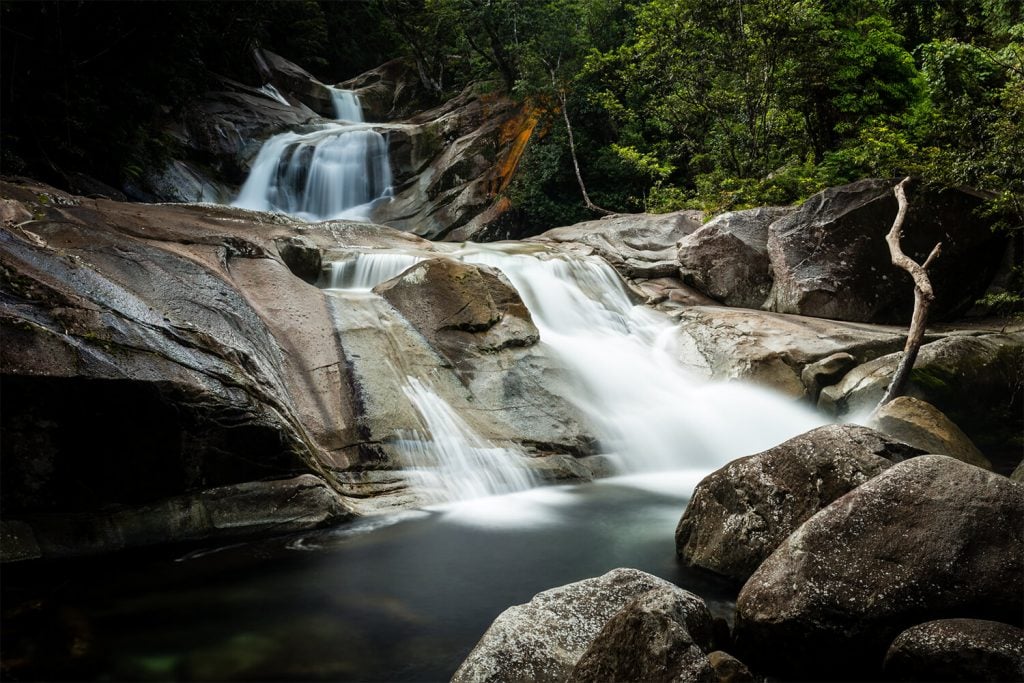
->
456, 244, 826, 473
325, 245, 826, 502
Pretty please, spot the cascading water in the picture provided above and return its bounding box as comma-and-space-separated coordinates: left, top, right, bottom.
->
232, 89, 392, 222
397, 378, 539, 503
324, 246, 826, 497
258, 84, 290, 106
329, 86, 363, 122
455, 244, 827, 473
324, 252, 424, 291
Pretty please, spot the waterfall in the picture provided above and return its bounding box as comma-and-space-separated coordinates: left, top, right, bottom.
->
329, 87, 363, 122
455, 244, 826, 473
325, 246, 826, 487
258, 84, 290, 107
397, 378, 539, 503
232, 88, 391, 222
324, 253, 423, 291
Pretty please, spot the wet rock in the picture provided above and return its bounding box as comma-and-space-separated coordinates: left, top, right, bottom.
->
274, 235, 322, 284
677, 206, 791, 308
870, 396, 991, 469
707, 651, 754, 683
676, 424, 921, 582
884, 619, 1024, 682
452, 568, 685, 683
534, 210, 704, 279
159, 77, 321, 198
734, 455, 1024, 679
765, 178, 1006, 323
1012, 460, 1024, 483
569, 587, 716, 683
820, 333, 1024, 463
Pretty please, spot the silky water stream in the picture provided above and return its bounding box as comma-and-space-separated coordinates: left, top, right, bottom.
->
4, 93, 831, 681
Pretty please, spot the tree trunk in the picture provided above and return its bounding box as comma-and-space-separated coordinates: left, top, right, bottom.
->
557, 87, 613, 216
875, 177, 942, 411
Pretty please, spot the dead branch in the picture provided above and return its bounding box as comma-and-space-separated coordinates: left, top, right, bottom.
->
875, 177, 942, 410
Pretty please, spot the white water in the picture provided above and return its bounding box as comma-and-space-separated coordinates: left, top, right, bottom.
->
454, 244, 827, 473
258, 84, 290, 107
396, 377, 539, 503
233, 89, 391, 222
324, 252, 423, 291
324, 246, 827, 494
329, 87, 363, 122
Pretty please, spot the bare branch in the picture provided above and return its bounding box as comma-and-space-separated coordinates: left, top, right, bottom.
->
875, 177, 942, 410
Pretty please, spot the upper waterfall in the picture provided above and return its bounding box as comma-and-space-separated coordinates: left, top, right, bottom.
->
329, 87, 363, 122
232, 89, 391, 222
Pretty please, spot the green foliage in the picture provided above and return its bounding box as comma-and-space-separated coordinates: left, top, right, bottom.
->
3, 0, 1021, 242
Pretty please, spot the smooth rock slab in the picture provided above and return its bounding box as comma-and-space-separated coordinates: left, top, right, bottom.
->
533, 210, 704, 279
734, 455, 1024, 678
883, 619, 1024, 682
452, 568, 688, 683
676, 424, 921, 583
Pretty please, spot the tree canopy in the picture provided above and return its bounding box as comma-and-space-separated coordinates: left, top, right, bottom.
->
2, 0, 1021, 246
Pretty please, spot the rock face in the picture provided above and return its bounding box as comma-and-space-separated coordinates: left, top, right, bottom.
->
337, 59, 430, 122
677, 206, 791, 308
452, 568, 692, 683
568, 587, 716, 683
148, 72, 321, 201
675, 424, 921, 582
870, 396, 991, 469
533, 211, 704, 279
253, 48, 336, 118
0, 179, 594, 557
374, 89, 542, 241
734, 455, 1024, 678
0, 474, 350, 562
765, 178, 1005, 323
820, 333, 1024, 462
672, 306, 912, 398
883, 619, 1024, 682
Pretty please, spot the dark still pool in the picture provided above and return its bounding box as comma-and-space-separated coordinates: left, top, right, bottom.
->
2, 472, 735, 681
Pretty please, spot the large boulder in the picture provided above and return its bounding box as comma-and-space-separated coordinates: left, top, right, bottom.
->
568, 587, 716, 683
452, 568, 689, 683
883, 619, 1024, 682
734, 455, 1024, 678
675, 424, 922, 583
374, 257, 539, 368
869, 396, 991, 469
533, 211, 704, 279
764, 178, 1006, 323
820, 333, 1024, 463
677, 206, 792, 308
